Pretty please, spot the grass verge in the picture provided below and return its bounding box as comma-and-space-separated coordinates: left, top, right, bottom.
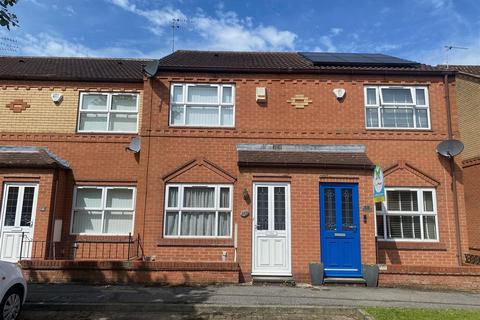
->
364, 307, 480, 320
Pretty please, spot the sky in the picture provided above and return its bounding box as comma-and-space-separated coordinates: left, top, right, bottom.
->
0, 0, 479, 65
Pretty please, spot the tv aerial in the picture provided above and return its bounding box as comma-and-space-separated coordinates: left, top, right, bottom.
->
436, 139, 464, 158
171, 18, 189, 52
444, 45, 468, 68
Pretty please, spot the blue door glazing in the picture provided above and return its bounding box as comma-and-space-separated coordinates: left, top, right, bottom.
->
320, 183, 362, 277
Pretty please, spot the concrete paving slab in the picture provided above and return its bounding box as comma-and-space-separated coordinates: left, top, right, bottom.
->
19, 310, 360, 320
24, 283, 480, 310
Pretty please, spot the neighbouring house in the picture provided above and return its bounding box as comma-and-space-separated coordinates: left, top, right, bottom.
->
0, 56, 147, 262
449, 65, 480, 256
0, 52, 479, 289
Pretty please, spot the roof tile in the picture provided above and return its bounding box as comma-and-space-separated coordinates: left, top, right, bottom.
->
448, 65, 480, 77
0, 57, 150, 82
0, 147, 69, 169
157, 50, 441, 74
238, 150, 373, 169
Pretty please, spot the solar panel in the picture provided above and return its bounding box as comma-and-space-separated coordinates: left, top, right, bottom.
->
299, 52, 420, 67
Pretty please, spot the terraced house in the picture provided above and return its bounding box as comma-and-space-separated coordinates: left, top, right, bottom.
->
0, 52, 478, 289
0, 56, 147, 263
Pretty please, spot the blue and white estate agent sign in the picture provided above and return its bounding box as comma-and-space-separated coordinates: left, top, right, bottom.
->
373, 165, 385, 203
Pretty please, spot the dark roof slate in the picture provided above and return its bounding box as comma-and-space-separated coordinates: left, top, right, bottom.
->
448, 65, 480, 78
0, 56, 151, 82
157, 50, 443, 74
0, 147, 69, 169
236, 144, 374, 169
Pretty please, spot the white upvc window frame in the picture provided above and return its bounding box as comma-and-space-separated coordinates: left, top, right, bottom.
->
77, 92, 140, 133
70, 186, 136, 236
364, 86, 431, 130
163, 183, 233, 238
169, 83, 235, 128
375, 187, 439, 242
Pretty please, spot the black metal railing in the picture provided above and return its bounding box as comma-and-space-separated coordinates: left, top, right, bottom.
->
19, 232, 143, 261
465, 253, 480, 265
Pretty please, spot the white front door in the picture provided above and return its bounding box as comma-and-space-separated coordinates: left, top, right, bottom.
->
252, 182, 291, 276
0, 183, 38, 262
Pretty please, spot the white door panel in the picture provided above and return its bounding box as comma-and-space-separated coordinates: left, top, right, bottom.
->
252, 183, 291, 276
1, 233, 16, 260
0, 183, 38, 262
273, 239, 285, 266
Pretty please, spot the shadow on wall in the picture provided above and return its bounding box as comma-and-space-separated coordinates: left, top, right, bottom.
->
439, 155, 464, 186
22, 261, 220, 288
377, 246, 402, 265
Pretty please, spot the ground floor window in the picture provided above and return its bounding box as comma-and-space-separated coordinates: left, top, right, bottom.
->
71, 186, 135, 235
164, 184, 232, 237
376, 188, 438, 241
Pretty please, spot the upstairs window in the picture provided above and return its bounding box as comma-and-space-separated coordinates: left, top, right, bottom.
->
170, 84, 235, 127
78, 92, 139, 133
376, 188, 438, 241
365, 86, 430, 129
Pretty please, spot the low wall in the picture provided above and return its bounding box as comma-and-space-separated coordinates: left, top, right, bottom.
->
379, 265, 480, 292
20, 260, 240, 285
21, 260, 480, 291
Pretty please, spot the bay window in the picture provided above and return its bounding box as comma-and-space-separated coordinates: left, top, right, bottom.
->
365, 86, 430, 129
376, 188, 438, 241
170, 83, 235, 127
164, 184, 232, 237
71, 186, 135, 235
78, 92, 139, 133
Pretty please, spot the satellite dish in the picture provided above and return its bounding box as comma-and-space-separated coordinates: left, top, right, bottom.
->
437, 139, 464, 157
143, 60, 160, 78
127, 137, 141, 153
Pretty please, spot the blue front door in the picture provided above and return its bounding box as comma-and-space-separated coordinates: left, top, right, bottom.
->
320, 183, 362, 277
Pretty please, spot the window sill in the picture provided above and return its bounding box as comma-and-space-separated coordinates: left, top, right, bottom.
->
168, 126, 236, 130
378, 241, 446, 251
157, 238, 234, 247
365, 128, 432, 132
76, 132, 139, 135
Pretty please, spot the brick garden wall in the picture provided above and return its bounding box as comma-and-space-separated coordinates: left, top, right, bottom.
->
20, 260, 239, 285
379, 265, 480, 292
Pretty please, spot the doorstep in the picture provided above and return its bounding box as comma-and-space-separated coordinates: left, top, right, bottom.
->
252, 275, 296, 286
323, 277, 367, 286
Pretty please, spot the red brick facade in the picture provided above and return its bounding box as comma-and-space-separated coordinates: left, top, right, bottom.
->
0, 80, 142, 261
134, 71, 469, 283
1, 65, 477, 288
